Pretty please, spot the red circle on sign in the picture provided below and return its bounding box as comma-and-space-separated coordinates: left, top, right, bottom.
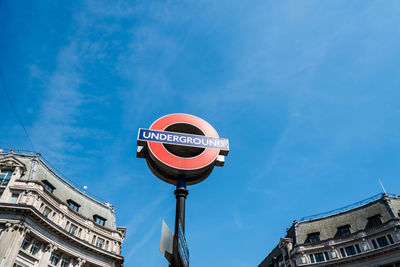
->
148, 114, 220, 170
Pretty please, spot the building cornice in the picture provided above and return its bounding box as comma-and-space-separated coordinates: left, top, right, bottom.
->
0, 203, 124, 263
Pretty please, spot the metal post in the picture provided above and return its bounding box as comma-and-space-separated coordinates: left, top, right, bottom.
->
170, 177, 188, 267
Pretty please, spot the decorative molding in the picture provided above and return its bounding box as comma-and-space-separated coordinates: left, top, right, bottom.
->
4, 222, 30, 234
0, 156, 26, 172
76, 257, 86, 265
45, 243, 57, 252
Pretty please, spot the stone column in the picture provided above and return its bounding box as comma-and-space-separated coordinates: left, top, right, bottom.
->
0, 223, 30, 267
279, 237, 293, 267
38, 243, 57, 267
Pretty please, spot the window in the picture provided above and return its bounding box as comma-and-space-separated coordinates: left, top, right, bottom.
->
93, 215, 106, 226
377, 236, 389, 247
306, 232, 320, 243
336, 225, 351, 237
43, 207, 51, 218
50, 252, 60, 265
340, 245, 360, 257
314, 253, 325, 262
388, 234, 394, 244
355, 244, 362, 253
366, 214, 382, 228
0, 169, 12, 185
340, 248, 346, 257
10, 193, 19, 204
60, 256, 69, 267
21, 239, 30, 250
42, 180, 55, 193
96, 237, 104, 248
29, 241, 39, 255
69, 224, 77, 235
372, 239, 378, 249
309, 252, 329, 263
345, 246, 356, 256
67, 199, 80, 212
309, 254, 315, 263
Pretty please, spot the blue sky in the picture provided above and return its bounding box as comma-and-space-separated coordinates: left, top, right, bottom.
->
1, 0, 400, 266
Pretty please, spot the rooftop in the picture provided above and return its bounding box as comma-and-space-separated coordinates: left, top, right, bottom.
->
0, 148, 118, 230
299, 192, 397, 222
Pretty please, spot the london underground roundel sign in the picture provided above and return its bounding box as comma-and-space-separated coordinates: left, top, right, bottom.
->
137, 114, 229, 185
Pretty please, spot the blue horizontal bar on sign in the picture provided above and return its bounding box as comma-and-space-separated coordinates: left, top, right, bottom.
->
137, 128, 229, 151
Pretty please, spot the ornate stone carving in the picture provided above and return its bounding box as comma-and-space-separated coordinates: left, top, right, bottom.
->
330, 249, 338, 259
361, 240, 370, 251
75, 257, 86, 266
45, 243, 57, 252
5, 222, 30, 234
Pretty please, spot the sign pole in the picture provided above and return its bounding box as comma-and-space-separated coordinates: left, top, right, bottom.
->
170, 177, 188, 267
137, 114, 229, 267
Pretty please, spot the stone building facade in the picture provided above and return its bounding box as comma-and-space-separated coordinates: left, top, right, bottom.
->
259, 193, 400, 267
0, 149, 126, 267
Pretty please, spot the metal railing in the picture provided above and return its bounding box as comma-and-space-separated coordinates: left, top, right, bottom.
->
299, 193, 397, 222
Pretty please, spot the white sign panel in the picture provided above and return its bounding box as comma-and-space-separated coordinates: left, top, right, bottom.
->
159, 220, 173, 262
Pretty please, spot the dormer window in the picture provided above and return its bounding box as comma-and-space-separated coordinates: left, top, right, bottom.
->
336, 224, 351, 237
42, 180, 55, 193
93, 215, 106, 226
0, 169, 13, 186
67, 199, 80, 212
305, 232, 320, 244
366, 214, 382, 229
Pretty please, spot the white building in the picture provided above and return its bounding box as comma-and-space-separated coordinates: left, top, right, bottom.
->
0, 149, 126, 267
259, 193, 400, 267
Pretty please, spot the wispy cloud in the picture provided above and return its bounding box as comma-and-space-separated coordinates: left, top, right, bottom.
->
123, 193, 173, 262
125, 219, 160, 261
233, 209, 243, 230
31, 42, 84, 161
125, 194, 168, 236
